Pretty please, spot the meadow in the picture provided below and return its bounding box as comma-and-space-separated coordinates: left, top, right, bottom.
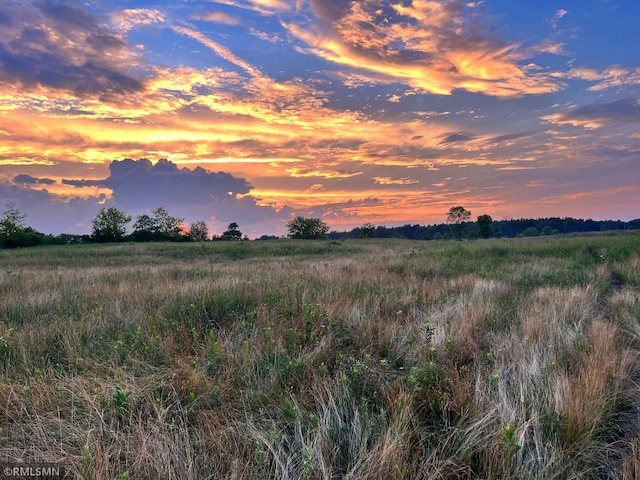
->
0, 233, 639, 479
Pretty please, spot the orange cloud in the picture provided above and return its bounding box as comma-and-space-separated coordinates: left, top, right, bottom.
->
285, 0, 562, 97
373, 176, 420, 185
286, 168, 364, 179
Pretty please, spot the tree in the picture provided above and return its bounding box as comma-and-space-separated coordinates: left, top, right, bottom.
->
446, 206, 471, 240
477, 214, 493, 239
0, 201, 26, 246
287, 216, 329, 239
0, 202, 46, 248
132, 206, 184, 241
188, 220, 209, 241
359, 222, 376, 239
151, 206, 184, 240
91, 207, 131, 242
221, 222, 242, 240
541, 225, 554, 236
132, 214, 155, 241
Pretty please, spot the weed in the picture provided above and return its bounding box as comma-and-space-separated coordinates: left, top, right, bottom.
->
113, 386, 132, 421
0, 337, 10, 361
501, 424, 521, 457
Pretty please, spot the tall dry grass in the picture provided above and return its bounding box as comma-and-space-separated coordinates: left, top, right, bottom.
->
0, 234, 638, 478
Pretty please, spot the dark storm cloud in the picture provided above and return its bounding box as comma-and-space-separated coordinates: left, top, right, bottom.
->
13, 174, 56, 185
0, 0, 144, 98
6, 159, 290, 235
102, 158, 253, 208
66, 158, 289, 233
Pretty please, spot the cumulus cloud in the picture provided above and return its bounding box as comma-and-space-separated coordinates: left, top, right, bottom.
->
101, 158, 252, 207
1, 158, 293, 236
78, 158, 288, 235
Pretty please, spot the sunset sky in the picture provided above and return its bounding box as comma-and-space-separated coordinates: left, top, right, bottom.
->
1, 0, 639, 237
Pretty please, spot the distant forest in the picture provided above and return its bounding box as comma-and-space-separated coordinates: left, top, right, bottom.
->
328, 217, 640, 241
2, 203, 640, 248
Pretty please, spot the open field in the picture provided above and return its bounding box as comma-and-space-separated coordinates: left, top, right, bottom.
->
1, 233, 640, 479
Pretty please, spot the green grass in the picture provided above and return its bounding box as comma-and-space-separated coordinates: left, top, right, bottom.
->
1, 233, 639, 478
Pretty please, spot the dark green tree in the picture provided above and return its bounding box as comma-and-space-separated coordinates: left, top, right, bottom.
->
446, 206, 471, 240
221, 222, 242, 240
151, 206, 184, 240
132, 214, 155, 241
359, 222, 376, 238
287, 216, 329, 239
91, 207, 132, 242
132, 207, 184, 241
189, 220, 209, 241
0, 202, 46, 248
0, 201, 26, 246
477, 214, 493, 239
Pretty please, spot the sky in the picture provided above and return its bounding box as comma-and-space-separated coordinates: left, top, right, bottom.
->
0, 0, 639, 237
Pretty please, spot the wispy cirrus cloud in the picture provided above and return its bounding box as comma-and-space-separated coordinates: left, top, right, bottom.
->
543, 99, 640, 129
564, 66, 640, 91
190, 10, 242, 25
286, 167, 364, 179
205, 0, 291, 16
550, 9, 568, 28
439, 131, 478, 145
172, 26, 263, 77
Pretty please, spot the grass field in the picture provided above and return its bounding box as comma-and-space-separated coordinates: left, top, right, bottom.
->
1, 233, 639, 479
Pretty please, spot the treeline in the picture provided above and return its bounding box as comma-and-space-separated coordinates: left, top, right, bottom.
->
2, 199, 639, 249
329, 217, 640, 241
0, 203, 243, 249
